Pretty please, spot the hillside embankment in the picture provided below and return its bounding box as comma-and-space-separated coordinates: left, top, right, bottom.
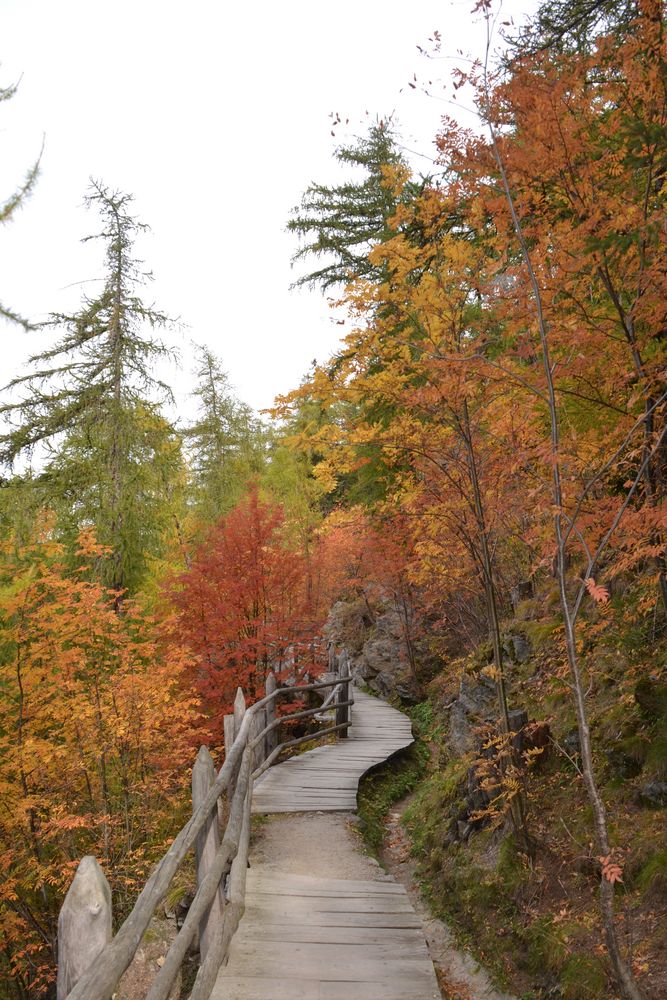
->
343, 581, 667, 1000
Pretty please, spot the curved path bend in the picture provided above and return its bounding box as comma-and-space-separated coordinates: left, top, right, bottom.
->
252, 689, 414, 814
212, 688, 440, 1000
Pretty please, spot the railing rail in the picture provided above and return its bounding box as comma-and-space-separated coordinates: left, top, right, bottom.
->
56, 656, 352, 1000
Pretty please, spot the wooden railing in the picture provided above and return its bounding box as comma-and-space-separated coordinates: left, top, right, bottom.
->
56, 657, 352, 1000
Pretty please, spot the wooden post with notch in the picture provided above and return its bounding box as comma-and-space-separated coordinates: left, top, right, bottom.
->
57, 856, 112, 1000
336, 652, 351, 737
264, 672, 278, 761
233, 687, 246, 740
191, 746, 225, 963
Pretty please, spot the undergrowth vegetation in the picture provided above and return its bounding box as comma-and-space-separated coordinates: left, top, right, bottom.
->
385, 590, 667, 1000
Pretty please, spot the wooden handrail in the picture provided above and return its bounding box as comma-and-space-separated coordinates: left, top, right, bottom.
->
252, 720, 352, 780
318, 680, 343, 712
56, 665, 354, 1000
248, 696, 353, 749
144, 748, 252, 1000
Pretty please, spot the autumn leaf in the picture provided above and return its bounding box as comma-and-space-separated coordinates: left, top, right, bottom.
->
599, 856, 624, 884
585, 577, 610, 605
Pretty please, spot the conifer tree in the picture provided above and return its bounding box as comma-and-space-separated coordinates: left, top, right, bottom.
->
510, 0, 638, 54
1, 76, 40, 327
185, 346, 266, 522
0, 180, 180, 596
287, 119, 420, 291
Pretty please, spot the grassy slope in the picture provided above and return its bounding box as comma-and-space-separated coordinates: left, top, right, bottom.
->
358, 592, 667, 1000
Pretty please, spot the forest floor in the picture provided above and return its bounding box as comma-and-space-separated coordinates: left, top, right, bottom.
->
247, 811, 515, 1000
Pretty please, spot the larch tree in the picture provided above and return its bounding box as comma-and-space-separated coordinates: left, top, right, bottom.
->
0, 180, 182, 598
286, 172, 535, 848
0, 76, 40, 328
185, 345, 266, 524
170, 486, 315, 736
287, 118, 423, 291
509, 0, 640, 54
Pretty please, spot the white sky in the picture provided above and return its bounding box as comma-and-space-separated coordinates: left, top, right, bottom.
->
0, 0, 536, 421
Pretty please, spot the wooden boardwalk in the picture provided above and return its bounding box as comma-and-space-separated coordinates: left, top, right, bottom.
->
213, 689, 440, 1000
251, 689, 414, 813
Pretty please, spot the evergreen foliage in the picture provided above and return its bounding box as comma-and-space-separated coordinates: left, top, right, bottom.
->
510, 0, 639, 54
287, 119, 420, 291
0, 77, 40, 327
185, 345, 266, 521
0, 180, 180, 595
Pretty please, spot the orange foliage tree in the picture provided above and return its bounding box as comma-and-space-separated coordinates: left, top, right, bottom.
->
276, 7, 665, 991
314, 507, 425, 686
169, 486, 325, 738
0, 520, 201, 997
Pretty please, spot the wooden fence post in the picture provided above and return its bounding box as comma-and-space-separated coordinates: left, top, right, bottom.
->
57, 856, 112, 1000
250, 709, 264, 771
223, 714, 235, 758
264, 672, 278, 761
225, 688, 246, 801
233, 687, 246, 740
336, 652, 351, 738
191, 746, 225, 963
223, 712, 236, 800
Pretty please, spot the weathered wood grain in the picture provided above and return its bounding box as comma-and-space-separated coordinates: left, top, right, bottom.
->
63, 706, 252, 1000
213, 870, 438, 999
60, 682, 433, 1000
251, 690, 413, 814
190, 767, 253, 1000
144, 749, 252, 1000
263, 672, 278, 760
56, 856, 112, 1000
192, 746, 225, 963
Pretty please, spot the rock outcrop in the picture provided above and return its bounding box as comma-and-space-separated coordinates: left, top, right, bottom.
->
323, 595, 438, 702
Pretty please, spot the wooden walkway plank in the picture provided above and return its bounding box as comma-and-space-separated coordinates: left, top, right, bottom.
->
212, 688, 439, 1000
250, 690, 414, 815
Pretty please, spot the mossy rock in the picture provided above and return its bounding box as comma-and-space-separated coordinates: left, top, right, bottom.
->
522, 618, 559, 649
617, 731, 649, 766
514, 597, 541, 621
503, 626, 532, 664
605, 744, 644, 780
469, 640, 494, 671
634, 678, 667, 720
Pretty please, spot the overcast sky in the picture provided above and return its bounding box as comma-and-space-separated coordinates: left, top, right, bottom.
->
0, 0, 536, 420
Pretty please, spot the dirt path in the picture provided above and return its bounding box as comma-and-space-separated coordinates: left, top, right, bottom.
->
247, 810, 515, 1000
249, 811, 394, 881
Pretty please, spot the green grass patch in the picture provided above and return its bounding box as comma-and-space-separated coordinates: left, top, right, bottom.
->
635, 847, 667, 894
403, 757, 469, 856
356, 702, 431, 856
